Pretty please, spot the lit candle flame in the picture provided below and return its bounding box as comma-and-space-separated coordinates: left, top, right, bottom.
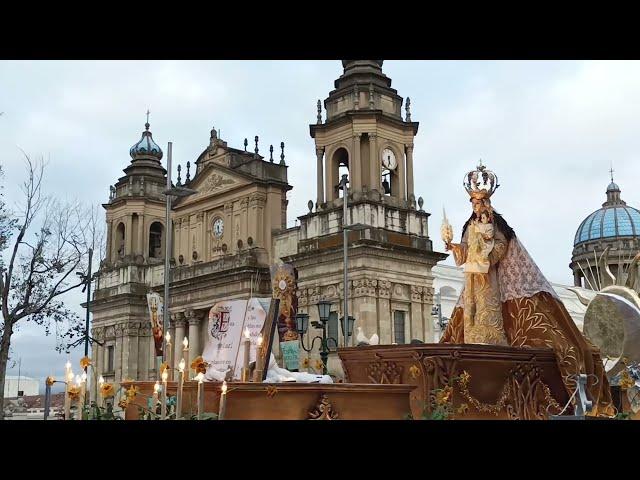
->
244, 327, 250, 339
183, 337, 189, 349
67, 371, 74, 382
195, 372, 205, 383
161, 369, 168, 382
221, 381, 227, 395
65, 360, 71, 371
153, 382, 160, 393
165, 331, 171, 343
257, 334, 263, 346
98, 375, 104, 386
178, 358, 185, 372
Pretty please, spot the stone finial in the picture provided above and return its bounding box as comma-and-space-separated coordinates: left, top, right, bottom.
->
369, 83, 375, 109
269, 144, 274, 163
244, 138, 248, 151
317, 99, 322, 124
418, 196, 424, 211
210, 126, 217, 145
254, 135, 259, 157
405, 97, 411, 122
280, 142, 286, 165
177, 164, 182, 186
307, 200, 313, 213
109, 185, 115, 200
186, 161, 191, 183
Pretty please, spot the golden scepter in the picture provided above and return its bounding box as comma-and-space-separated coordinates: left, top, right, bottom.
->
441, 207, 454, 248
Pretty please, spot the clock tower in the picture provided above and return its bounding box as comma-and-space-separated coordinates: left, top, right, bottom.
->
275, 60, 446, 355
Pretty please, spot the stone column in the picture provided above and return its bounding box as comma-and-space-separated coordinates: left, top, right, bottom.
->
352, 134, 362, 191
369, 134, 379, 192
114, 323, 125, 383
325, 148, 334, 202
423, 286, 435, 342
105, 221, 113, 263
316, 147, 324, 206
137, 214, 144, 257
125, 215, 133, 257
173, 313, 186, 372
573, 269, 581, 287
397, 146, 406, 202
406, 144, 415, 203
410, 286, 424, 341
186, 310, 201, 370
377, 280, 392, 344
126, 322, 140, 381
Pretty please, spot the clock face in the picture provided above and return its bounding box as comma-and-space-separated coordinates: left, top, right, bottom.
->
212, 218, 224, 239
381, 148, 397, 170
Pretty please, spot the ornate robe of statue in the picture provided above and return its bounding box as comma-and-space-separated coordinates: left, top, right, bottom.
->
450, 223, 509, 345
441, 163, 614, 417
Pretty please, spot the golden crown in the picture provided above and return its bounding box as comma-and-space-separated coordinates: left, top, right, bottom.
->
463, 160, 499, 199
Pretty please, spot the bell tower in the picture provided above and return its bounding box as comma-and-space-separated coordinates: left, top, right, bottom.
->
276, 60, 446, 354
312, 60, 418, 209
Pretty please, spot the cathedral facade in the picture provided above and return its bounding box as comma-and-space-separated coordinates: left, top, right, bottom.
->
90, 60, 445, 384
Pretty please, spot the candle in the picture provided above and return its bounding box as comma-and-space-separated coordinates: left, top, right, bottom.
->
81, 371, 87, 414
98, 376, 105, 409
242, 327, 251, 382
254, 334, 264, 382
176, 358, 185, 420
182, 337, 189, 380
218, 381, 227, 420
152, 382, 160, 416
196, 372, 205, 420
165, 331, 174, 381
161, 369, 168, 419
75, 375, 83, 420
64, 370, 73, 420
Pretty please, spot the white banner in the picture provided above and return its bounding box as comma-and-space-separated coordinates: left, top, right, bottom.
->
202, 298, 270, 380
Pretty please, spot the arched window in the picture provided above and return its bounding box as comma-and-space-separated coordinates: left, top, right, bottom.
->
331, 147, 349, 200
116, 223, 125, 258
149, 222, 163, 259
439, 286, 457, 298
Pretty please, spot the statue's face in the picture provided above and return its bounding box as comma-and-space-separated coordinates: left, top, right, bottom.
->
472, 198, 483, 215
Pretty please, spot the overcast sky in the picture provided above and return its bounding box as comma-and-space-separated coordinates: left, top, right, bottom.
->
2, 60, 640, 392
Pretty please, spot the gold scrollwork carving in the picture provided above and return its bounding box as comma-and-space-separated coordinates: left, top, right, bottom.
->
366, 361, 403, 384
308, 394, 338, 420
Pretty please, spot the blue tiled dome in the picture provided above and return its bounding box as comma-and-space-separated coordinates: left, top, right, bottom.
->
130, 122, 163, 160
574, 195, 640, 246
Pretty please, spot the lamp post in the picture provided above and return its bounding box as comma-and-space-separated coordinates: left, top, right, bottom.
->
338, 174, 350, 347
295, 301, 355, 375
431, 292, 448, 339
161, 142, 197, 373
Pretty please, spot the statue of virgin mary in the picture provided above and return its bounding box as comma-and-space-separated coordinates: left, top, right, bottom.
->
441, 163, 614, 417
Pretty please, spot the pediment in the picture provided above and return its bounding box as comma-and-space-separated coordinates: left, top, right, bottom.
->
178, 164, 251, 205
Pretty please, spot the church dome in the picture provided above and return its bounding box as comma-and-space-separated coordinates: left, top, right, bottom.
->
129, 121, 163, 160
574, 179, 640, 246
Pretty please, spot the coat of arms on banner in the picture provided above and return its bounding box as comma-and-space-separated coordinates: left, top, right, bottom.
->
209, 308, 231, 341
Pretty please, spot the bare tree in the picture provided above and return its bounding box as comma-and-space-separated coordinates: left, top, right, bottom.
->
0, 155, 101, 418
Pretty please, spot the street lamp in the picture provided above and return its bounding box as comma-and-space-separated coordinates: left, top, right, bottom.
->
296, 301, 356, 375
161, 142, 197, 372
338, 174, 350, 347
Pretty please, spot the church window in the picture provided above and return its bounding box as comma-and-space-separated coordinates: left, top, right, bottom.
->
149, 222, 163, 259
327, 311, 339, 351
116, 223, 125, 257
106, 345, 115, 373
393, 311, 406, 344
